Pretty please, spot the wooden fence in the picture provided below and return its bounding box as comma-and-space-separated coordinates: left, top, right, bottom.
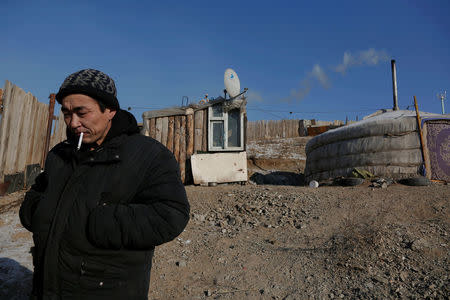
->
247, 119, 303, 141
0, 81, 66, 194
246, 119, 345, 140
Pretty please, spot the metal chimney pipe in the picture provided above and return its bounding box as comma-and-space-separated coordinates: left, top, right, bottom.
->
391, 60, 399, 111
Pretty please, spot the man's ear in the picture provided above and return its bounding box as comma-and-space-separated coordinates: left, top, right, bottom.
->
106, 109, 117, 120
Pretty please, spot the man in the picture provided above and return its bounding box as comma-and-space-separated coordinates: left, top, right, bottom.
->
19, 69, 190, 299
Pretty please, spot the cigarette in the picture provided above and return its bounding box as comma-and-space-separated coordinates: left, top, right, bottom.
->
77, 132, 84, 150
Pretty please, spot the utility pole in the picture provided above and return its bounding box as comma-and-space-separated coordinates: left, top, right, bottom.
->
437, 91, 446, 114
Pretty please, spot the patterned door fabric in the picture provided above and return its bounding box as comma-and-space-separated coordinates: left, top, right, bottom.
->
426, 120, 450, 182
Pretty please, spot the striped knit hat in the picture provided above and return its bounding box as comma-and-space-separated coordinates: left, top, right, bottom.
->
56, 69, 119, 109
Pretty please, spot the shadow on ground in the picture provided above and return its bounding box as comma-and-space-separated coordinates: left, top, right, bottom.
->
0, 257, 32, 300
250, 171, 305, 186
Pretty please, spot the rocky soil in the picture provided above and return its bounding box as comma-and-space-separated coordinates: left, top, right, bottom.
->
0, 137, 449, 299
150, 183, 449, 299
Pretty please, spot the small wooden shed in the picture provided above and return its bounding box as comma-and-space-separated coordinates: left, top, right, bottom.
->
141, 97, 247, 184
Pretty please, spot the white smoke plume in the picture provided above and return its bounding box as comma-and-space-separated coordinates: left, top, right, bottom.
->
311, 64, 330, 89
281, 49, 389, 102
246, 90, 264, 103
335, 48, 390, 74
281, 64, 329, 102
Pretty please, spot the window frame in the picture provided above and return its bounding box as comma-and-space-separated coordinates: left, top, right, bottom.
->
208, 103, 245, 152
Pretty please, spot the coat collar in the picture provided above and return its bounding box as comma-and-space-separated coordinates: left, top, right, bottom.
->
56, 109, 139, 164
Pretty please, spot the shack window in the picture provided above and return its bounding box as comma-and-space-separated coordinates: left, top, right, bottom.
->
212, 121, 224, 148
208, 102, 244, 151
227, 109, 240, 147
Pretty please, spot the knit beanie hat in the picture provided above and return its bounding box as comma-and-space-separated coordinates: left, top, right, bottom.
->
55, 69, 119, 110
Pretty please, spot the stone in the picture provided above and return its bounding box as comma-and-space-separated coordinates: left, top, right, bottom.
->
411, 238, 429, 251
176, 261, 187, 267
365, 282, 374, 289
373, 275, 388, 284
399, 271, 408, 282
193, 213, 206, 222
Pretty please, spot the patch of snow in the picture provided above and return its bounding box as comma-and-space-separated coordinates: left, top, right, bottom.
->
0, 210, 33, 300
246, 138, 306, 160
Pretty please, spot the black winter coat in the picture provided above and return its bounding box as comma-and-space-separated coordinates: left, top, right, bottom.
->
19, 110, 190, 300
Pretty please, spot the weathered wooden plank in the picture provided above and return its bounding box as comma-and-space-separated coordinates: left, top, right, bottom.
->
292, 119, 296, 137
289, 120, 294, 138
149, 118, 156, 139
186, 113, 194, 183
142, 119, 150, 136
246, 122, 251, 141
179, 116, 186, 183
161, 117, 169, 147
28, 100, 39, 165
294, 120, 299, 137
4, 84, 25, 174
26, 97, 38, 166
32, 103, 42, 167
186, 114, 194, 158
166, 116, 174, 152
286, 120, 291, 138
50, 110, 67, 149
16, 92, 34, 174
36, 102, 49, 167
155, 117, 162, 142
202, 108, 208, 152
0, 81, 13, 179
173, 116, 180, 163
260, 120, 264, 139
30, 102, 44, 165
0, 82, 16, 175
143, 107, 190, 119
55, 111, 67, 146
194, 110, 203, 152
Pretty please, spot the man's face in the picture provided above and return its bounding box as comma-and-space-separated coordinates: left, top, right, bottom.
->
61, 94, 116, 146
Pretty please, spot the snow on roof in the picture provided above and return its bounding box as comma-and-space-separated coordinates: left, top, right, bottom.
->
335, 110, 450, 131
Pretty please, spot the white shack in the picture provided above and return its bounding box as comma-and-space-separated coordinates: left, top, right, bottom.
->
141, 97, 248, 184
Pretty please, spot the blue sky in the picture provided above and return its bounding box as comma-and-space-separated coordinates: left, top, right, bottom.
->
3, 0, 450, 121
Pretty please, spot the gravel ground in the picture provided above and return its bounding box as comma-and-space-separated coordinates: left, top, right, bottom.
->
0, 136, 448, 299
0, 183, 448, 300
149, 183, 449, 299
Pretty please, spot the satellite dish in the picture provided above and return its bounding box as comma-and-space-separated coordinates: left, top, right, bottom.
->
224, 68, 240, 98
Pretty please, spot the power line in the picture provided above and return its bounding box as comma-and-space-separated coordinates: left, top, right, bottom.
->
250, 108, 285, 119
246, 107, 382, 114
